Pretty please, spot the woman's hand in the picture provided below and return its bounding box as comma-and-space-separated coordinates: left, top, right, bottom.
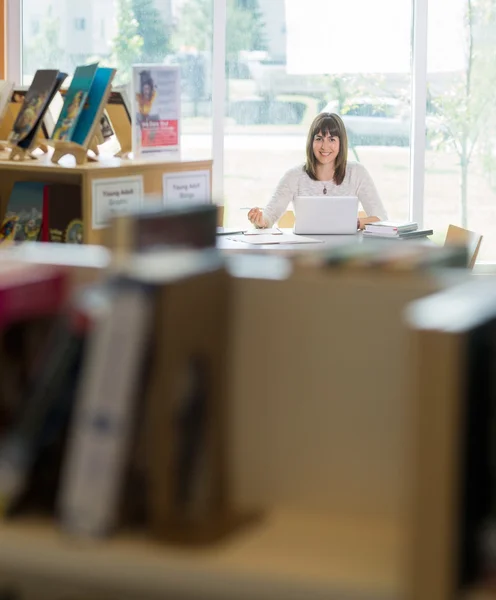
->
248, 207, 268, 228
358, 216, 380, 230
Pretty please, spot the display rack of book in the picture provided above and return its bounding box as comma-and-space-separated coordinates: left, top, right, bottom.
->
0, 154, 213, 245
0, 232, 491, 600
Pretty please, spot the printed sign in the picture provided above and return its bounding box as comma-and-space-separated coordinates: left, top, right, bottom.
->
132, 65, 180, 156
92, 175, 144, 229
162, 170, 211, 206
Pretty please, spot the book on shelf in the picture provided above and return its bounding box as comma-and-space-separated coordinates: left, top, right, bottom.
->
8, 70, 67, 150
405, 279, 496, 598
0, 80, 14, 130
110, 204, 218, 255
297, 239, 468, 271
99, 112, 114, 141
58, 278, 153, 536
131, 65, 181, 156
41, 184, 83, 244
56, 249, 228, 539
71, 67, 116, 147
105, 85, 132, 155
108, 85, 132, 121
0, 182, 46, 243
0, 182, 83, 245
52, 63, 99, 142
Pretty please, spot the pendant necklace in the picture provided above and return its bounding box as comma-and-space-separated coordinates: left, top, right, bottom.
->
323, 185, 327, 195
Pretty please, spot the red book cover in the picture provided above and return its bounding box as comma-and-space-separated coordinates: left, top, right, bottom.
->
0, 263, 68, 329
42, 184, 83, 244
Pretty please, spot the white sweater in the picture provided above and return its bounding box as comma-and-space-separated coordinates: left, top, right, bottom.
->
262, 162, 388, 227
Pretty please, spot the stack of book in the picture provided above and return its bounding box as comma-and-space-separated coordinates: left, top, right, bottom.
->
363, 221, 433, 240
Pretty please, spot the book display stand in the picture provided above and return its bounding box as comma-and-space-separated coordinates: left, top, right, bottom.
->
8, 139, 49, 161
50, 135, 101, 166
8, 118, 49, 162
50, 87, 111, 166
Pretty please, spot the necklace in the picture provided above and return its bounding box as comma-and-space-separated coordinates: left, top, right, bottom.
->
323, 185, 327, 195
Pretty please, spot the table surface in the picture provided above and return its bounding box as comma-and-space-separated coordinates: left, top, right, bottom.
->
217, 228, 365, 254
216, 228, 435, 255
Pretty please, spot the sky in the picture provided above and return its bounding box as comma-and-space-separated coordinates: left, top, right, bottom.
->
285, 0, 467, 74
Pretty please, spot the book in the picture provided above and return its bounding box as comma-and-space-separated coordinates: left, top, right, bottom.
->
1, 182, 47, 243
299, 240, 468, 271
100, 112, 114, 141
40, 184, 83, 244
58, 279, 153, 536
110, 204, 218, 254
52, 63, 99, 142
405, 280, 496, 597
131, 65, 181, 156
71, 67, 116, 147
0, 89, 50, 142
106, 86, 132, 155
8, 71, 67, 149
0, 81, 14, 130
0, 310, 87, 517
363, 228, 433, 240
364, 220, 418, 234
0, 263, 67, 329
108, 85, 132, 122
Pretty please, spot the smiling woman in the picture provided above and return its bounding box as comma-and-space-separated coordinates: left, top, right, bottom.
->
247, 112, 388, 229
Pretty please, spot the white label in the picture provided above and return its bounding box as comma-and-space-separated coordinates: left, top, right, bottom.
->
92, 176, 144, 229
162, 170, 211, 207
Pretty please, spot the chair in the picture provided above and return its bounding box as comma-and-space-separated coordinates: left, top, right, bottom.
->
217, 205, 224, 227
277, 210, 295, 228
444, 224, 483, 269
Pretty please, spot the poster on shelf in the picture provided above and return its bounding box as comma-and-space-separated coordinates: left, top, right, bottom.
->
131, 65, 181, 157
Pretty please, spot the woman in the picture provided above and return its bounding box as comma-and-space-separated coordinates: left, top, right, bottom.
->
248, 112, 388, 229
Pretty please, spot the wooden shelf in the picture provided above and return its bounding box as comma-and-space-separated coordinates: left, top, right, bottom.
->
0, 148, 212, 175
0, 511, 402, 600
0, 149, 213, 245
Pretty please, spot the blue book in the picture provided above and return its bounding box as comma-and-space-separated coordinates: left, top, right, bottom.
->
72, 67, 116, 147
1, 181, 46, 242
52, 63, 99, 142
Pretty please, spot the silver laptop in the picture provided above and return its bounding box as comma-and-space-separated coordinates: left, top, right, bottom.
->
293, 196, 359, 235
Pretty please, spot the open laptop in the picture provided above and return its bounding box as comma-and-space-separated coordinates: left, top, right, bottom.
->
293, 196, 359, 235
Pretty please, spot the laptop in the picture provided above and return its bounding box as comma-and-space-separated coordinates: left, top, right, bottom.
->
293, 196, 359, 235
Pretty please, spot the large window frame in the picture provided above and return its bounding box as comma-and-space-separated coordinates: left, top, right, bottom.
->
8, 0, 495, 271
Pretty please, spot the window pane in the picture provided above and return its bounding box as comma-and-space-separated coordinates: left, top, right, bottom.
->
224, 0, 413, 229
21, 0, 213, 160
425, 0, 496, 261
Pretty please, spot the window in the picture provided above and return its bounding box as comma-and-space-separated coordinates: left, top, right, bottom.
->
14, 0, 496, 263
424, 0, 496, 261
30, 18, 40, 36
224, 0, 413, 229
20, 0, 213, 160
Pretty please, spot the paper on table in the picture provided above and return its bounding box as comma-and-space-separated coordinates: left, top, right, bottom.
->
243, 227, 282, 235
227, 233, 324, 245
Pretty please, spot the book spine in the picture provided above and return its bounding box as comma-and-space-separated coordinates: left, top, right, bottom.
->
41, 185, 50, 242
0, 270, 67, 328
58, 282, 152, 537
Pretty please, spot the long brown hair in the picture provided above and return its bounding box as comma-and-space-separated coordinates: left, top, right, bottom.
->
304, 112, 348, 185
